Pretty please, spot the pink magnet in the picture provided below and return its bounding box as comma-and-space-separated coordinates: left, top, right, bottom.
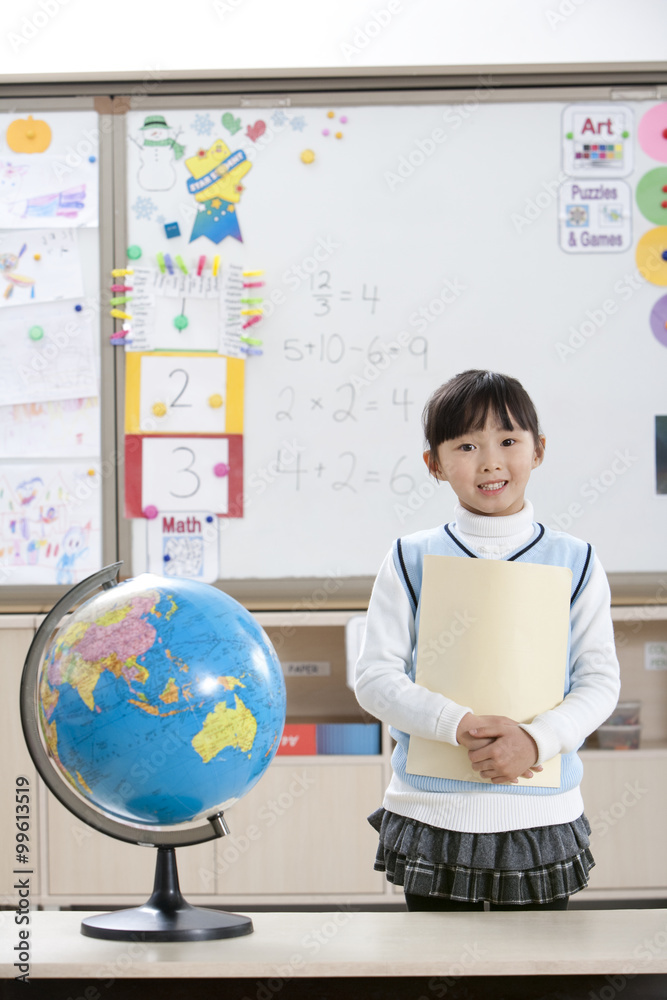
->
340, 116, 348, 124
322, 129, 330, 136
143, 505, 159, 519
214, 462, 230, 478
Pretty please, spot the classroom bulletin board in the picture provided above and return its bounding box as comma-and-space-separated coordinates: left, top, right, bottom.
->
0, 106, 104, 589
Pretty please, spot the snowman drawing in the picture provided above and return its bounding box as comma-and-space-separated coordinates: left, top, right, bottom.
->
131, 115, 185, 192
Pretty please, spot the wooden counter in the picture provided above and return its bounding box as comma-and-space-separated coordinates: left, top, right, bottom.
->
2, 909, 667, 979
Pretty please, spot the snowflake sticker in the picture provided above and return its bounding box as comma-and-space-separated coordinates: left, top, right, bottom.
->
290, 116, 307, 132
131, 196, 158, 221
566, 205, 589, 228
271, 110, 289, 127
192, 113, 215, 137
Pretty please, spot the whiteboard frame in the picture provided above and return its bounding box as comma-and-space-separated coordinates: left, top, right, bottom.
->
115, 78, 667, 605
1, 71, 667, 607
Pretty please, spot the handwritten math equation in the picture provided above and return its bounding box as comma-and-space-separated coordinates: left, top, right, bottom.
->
272, 446, 421, 496
309, 271, 379, 316
275, 384, 420, 424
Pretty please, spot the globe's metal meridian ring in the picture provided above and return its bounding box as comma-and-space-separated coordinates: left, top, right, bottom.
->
19, 562, 227, 849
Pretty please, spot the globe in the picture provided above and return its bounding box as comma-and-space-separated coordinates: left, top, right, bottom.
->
20, 562, 287, 941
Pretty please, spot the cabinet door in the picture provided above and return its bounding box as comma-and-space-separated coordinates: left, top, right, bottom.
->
46, 796, 215, 898
214, 762, 387, 895
0, 627, 40, 900
580, 753, 667, 890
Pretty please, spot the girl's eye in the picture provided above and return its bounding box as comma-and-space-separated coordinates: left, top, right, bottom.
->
459, 443, 475, 452
501, 439, 515, 447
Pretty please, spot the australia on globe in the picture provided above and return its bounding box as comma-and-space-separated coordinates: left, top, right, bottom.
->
38, 574, 286, 828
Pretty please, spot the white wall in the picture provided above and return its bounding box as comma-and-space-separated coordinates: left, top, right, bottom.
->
1, 0, 666, 82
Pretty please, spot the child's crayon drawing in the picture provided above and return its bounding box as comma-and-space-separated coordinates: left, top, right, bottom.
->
0, 464, 100, 585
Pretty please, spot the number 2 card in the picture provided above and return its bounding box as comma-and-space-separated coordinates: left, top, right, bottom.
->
124, 352, 244, 436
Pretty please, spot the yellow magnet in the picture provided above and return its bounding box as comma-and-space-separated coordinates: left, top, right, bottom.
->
111, 268, 134, 277
152, 402, 168, 418
110, 309, 132, 320
208, 393, 224, 409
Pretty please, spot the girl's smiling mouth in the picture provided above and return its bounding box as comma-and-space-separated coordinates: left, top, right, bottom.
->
478, 481, 508, 492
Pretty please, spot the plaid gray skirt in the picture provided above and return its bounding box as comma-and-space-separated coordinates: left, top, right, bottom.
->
369, 808, 595, 905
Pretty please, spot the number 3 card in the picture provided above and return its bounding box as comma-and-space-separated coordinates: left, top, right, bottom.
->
124, 434, 244, 518
124, 352, 244, 436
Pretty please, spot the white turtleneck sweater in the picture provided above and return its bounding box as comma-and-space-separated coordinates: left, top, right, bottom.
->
354, 500, 620, 832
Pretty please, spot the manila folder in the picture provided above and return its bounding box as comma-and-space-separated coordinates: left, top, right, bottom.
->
406, 555, 571, 788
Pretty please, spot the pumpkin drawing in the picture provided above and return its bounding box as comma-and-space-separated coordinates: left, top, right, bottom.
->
6, 115, 52, 153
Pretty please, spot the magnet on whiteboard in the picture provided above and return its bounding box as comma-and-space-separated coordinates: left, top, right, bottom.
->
173, 314, 189, 330
213, 462, 230, 477
208, 394, 224, 409
143, 505, 159, 519
152, 402, 167, 417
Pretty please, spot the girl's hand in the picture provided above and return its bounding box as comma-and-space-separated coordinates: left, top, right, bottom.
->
466, 723, 542, 784
456, 713, 518, 750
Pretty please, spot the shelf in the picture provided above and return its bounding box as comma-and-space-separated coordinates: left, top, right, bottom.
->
611, 605, 667, 621
581, 740, 667, 759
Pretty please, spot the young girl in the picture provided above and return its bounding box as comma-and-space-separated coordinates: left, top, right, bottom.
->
354, 369, 620, 911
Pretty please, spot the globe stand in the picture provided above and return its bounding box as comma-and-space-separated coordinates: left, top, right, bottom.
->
81, 846, 253, 941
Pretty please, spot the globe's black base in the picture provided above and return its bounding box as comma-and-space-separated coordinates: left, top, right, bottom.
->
81, 903, 253, 942
80, 845, 253, 941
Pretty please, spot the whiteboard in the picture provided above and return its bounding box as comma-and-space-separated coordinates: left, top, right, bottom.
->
124, 93, 667, 580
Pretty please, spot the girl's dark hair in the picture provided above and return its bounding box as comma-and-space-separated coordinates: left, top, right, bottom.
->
422, 370, 542, 458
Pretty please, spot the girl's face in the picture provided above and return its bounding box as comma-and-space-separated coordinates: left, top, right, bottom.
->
424, 411, 545, 517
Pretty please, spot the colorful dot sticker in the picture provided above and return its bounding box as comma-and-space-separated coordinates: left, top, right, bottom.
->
638, 104, 667, 162
151, 402, 167, 417
213, 462, 230, 477
301, 149, 316, 164
635, 227, 667, 286
208, 393, 223, 409
649, 294, 667, 348
636, 167, 667, 225
143, 505, 159, 519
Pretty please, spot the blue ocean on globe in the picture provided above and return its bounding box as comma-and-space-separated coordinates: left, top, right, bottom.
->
38, 574, 286, 827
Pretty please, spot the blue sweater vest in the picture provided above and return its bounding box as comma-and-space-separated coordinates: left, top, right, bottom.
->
390, 521, 593, 798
